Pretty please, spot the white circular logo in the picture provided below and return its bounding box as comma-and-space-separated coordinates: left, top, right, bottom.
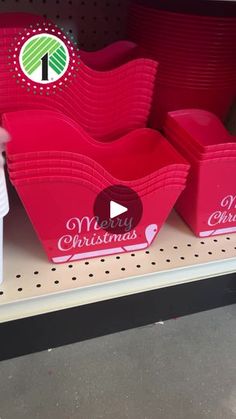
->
19, 33, 70, 84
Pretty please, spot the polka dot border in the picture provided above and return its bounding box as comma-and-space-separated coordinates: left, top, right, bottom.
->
8, 21, 81, 95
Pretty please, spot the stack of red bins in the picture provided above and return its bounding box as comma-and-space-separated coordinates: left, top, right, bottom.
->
127, 0, 236, 128
164, 109, 236, 238
0, 13, 158, 141
4, 110, 189, 264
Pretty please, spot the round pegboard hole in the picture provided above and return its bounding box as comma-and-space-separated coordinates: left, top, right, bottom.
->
200, 242, 205, 245
121, 267, 126, 271
16, 274, 21, 278
51, 268, 56, 272
89, 274, 94, 278
85, 262, 89, 265
187, 244, 192, 247
166, 259, 171, 263
105, 271, 110, 274
72, 277, 77, 281
131, 254, 135, 257
0, 291, 3, 296
195, 254, 199, 258
151, 262, 156, 265
208, 252, 213, 255
226, 237, 231, 240
136, 265, 141, 268
36, 284, 41, 288
116, 256, 120, 260
145, 251, 150, 254
221, 249, 226, 253
214, 239, 218, 242
100, 259, 105, 262
18, 288, 23, 292
173, 246, 178, 249
68, 265, 73, 268
180, 257, 185, 260
34, 271, 39, 275
54, 280, 59, 285
160, 248, 164, 252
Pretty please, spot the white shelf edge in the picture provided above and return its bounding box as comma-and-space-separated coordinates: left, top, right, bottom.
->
0, 257, 235, 323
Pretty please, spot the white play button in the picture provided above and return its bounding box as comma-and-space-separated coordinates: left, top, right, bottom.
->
110, 200, 128, 219
94, 185, 143, 233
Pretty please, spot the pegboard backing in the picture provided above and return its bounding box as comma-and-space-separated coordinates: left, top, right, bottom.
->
0, 0, 128, 50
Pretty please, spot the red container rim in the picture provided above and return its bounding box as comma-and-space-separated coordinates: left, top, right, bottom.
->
128, 24, 236, 42
130, 0, 236, 18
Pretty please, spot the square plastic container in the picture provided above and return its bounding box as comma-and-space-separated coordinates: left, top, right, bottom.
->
3, 109, 190, 262
164, 115, 236, 237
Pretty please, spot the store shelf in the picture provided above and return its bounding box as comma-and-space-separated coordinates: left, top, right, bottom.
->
0, 0, 235, 361
1, 201, 236, 324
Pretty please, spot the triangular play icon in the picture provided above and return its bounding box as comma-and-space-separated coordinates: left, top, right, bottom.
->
110, 200, 128, 219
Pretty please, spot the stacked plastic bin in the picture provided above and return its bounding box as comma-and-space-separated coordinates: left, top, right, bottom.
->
0, 13, 158, 141
164, 109, 236, 237
128, 0, 236, 127
4, 110, 189, 263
